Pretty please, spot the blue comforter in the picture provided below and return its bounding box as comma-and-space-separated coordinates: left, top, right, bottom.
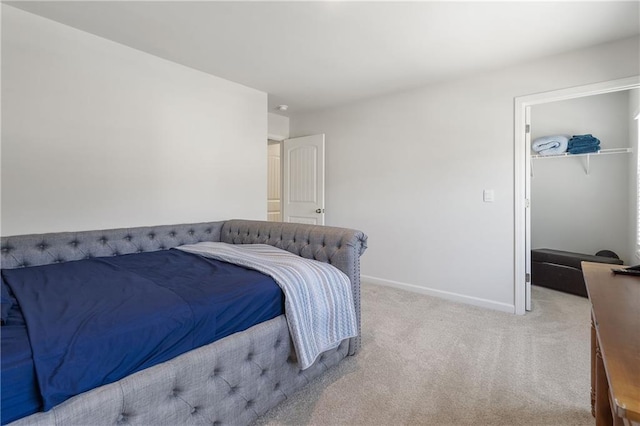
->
1, 250, 283, 422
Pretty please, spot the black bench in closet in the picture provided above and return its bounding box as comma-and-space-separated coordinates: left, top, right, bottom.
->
531, 248, 623, 297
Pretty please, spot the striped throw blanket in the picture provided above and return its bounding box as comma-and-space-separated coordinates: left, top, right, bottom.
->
176, 242, 358, 369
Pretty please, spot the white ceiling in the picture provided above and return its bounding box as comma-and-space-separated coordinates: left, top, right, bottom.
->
6, 1, 640, 116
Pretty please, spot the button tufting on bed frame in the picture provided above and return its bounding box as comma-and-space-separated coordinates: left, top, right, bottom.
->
0, 222, 227, 269
1, 220, 367, 426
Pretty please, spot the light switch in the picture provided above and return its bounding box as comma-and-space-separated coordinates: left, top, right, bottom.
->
483, 189, 494, 202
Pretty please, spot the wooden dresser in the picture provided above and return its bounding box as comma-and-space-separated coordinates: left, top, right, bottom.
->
583, 262, 640, 426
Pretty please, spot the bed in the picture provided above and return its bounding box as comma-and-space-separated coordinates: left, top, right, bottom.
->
1, 219, 368, 425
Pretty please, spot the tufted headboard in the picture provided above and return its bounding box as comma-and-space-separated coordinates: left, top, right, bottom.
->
1, 219, 367, 353
0, 222, 224, 269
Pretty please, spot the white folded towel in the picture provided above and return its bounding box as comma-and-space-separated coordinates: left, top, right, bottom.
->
532, 135, 569, 156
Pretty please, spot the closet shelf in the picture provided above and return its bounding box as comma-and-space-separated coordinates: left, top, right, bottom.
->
530, 147, 633, 176
531, 147, 632, 159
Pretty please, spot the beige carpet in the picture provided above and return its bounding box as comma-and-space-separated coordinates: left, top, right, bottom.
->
254, 283, 593, 426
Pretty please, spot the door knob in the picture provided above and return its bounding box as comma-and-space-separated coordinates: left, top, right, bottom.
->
315, 209, 324, 213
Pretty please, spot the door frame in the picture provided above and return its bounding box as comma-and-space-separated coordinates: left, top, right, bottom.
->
513, 75, 640, 315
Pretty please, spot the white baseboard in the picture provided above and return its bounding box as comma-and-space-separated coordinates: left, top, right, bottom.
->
361, 275, 516, 314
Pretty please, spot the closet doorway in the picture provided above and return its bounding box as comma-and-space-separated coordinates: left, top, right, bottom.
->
514, 76, 640, 314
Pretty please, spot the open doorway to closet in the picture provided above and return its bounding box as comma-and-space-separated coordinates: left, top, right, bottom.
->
529, 91, 634, 299
531, 92, 634, 259
514, 76, 640, 314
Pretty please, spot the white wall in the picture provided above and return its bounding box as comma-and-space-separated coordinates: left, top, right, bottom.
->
290, 36, 640, 312
268, 113, 290, 140
530, 91, 631, 263
1, 6, 268, 236
630, 89, 640, 264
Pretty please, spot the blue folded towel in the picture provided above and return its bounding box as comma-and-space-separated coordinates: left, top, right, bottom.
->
532, 135, 569, 156
568, 134, 600, 154
568, 134, 600, 148
569, 134, 598, 142
568, 145, 600, 155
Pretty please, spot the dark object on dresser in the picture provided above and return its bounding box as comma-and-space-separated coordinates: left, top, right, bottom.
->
531, 248, 624, 297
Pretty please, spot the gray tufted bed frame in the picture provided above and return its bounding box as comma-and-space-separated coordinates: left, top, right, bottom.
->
1, 219, 368, 426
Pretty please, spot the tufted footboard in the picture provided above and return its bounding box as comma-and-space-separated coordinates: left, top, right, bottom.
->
1, 219, 367, 425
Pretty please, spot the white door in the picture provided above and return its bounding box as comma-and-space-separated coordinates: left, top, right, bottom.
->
282, 134, 325, 225
525, 106, 532, 311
